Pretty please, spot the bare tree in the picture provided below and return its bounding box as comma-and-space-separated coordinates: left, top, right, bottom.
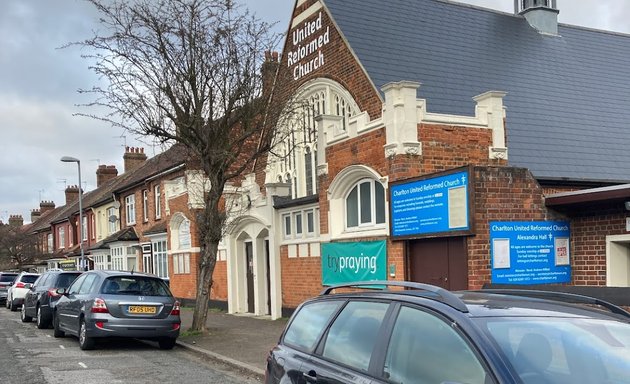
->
73, 0, 296, 331
0, 224, 41, 271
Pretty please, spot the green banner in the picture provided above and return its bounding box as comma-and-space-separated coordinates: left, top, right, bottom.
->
321, 240, 387, 285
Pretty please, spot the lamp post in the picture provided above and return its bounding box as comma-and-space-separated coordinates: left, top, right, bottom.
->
61, 156, 86, 271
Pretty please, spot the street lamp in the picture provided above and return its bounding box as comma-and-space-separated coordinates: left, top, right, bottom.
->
61, 156, 86, 271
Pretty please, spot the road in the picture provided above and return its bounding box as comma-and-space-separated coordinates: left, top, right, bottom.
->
0, 306, 261, 384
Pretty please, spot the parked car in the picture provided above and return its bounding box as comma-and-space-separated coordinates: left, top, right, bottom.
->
0, 272, 18, 305
53, 270, 181, 350
5, 272, 40, 311
266, 281, 630, 384
21, 269, 82, 328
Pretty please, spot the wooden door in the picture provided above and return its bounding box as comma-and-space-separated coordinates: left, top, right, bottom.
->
408, 237, 468, 290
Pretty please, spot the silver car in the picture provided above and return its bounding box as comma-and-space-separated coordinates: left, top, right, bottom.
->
53, 270, 180, 350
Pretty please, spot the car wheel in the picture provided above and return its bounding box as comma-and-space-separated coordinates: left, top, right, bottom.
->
158, 338, 177, 350
6, 295, 11, 309
9, 298, 18, 312
21, 304, 32, 322
79, 319, 95, 350
36, 306, 49, 329
53, 313, 65, 338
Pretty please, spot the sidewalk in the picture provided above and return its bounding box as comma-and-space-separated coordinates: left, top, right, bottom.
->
176, 307, 288, 380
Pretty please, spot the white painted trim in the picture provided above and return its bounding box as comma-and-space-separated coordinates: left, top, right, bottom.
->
605, 234, 630, 286
291, 1, 323, 28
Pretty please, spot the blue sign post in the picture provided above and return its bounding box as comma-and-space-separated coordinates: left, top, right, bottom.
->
490, 221, 571, 285
321, 241, 387, 285
390, 169, 471, 239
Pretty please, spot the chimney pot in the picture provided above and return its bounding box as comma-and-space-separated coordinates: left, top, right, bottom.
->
123, 147, 147, 173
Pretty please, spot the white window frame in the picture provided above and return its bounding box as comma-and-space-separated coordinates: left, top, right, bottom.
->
90, 215, 96, 240
58, 227, 65, 249
282, 207, 319, 242
143, 189, 149, 222
154, 185, 161, 219
152, 239, 169, 278
82, 215, 88, 241
345, 179, 386, 230
107, 207, 117, 234
125, 194, 136, 225
47, 233, 53, 253
173, 253, 191, 274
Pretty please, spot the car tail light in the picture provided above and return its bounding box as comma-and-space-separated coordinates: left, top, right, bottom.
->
172, 323, 180, 331
90, 298, 109, 313
170, 301, 181, 316
15, 282, 26, 289
47, 289, 60, 298
95, 321, 105, 329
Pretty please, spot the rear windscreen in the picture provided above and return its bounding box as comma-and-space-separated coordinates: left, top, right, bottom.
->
55, 273, 82, 288
22, 275, 39, 284
0, 275, 17, 283
101, 276, 172, 297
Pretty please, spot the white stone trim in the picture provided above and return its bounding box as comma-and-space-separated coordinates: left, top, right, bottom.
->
292, 1, 323, 29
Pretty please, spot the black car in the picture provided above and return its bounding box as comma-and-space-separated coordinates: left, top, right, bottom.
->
21, 270, 82, 328
266, 281, 630, 384
0, 272, 18, 305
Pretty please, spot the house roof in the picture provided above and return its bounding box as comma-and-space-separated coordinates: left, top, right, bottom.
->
322, 0, 630, 183
114, 143, 191, 195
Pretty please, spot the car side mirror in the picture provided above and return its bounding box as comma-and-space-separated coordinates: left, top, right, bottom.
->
56, 288, 67, 296
24, 283, 32, 290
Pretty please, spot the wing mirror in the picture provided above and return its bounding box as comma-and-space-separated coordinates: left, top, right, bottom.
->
24, 283, 32, 290
56, 288, 67, 296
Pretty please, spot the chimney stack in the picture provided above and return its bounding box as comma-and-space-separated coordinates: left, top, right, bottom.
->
65, 185, 81, 205
518, 0, 559, 35
8, 214, 23, 228
123, 147, 147, 173
262, 51, 280, 98
31, 209, 41, 223
40, 201, 56, 214
96, 164, 119, 187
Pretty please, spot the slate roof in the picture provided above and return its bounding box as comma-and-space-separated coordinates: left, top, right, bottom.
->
322, 0, 630, 183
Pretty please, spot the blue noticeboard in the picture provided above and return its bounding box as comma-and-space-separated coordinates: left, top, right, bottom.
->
490, 221, 571, 285
390, 169, 470, 238
321, 241, 387, 285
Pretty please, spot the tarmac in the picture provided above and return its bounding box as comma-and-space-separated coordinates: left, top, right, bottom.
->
176, 307, 288, 381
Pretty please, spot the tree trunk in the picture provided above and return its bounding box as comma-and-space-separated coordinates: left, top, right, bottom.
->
191, 229, 220, 331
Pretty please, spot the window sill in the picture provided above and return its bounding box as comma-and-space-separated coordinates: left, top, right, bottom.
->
332, 226, 388, 240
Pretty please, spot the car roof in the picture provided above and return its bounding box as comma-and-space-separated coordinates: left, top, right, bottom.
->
317, 281, 630, 322
89, 270, 162, 279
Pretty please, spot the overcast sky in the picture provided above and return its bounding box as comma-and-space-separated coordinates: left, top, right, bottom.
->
1, 0, 629, 223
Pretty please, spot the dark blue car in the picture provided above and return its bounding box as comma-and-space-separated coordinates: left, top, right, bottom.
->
266, 281, 630, 384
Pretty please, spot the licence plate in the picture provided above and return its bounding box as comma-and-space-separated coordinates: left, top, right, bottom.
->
128, 305, 157, 314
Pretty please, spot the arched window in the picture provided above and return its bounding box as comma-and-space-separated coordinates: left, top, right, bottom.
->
345, 179, 386, 229
178, 219, 191, 250
269, 79, 359, 199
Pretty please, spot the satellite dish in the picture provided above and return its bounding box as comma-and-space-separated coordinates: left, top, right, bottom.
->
112, 201, 121, 209
108, 215, 118, 223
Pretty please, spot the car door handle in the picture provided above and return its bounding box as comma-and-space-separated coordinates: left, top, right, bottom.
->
303, 370, 317, 383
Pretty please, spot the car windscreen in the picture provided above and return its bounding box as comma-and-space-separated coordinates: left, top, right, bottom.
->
22, 275, 40, 284
55, 273, 82, 288
0, 274, 17, 283
101, 276, 173, 297
477, 317, 630, 384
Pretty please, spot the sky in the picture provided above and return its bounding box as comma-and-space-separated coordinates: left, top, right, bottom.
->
1, 0, 629, 223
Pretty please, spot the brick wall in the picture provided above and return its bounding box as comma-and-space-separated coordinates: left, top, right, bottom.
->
468, 166, 552, 289
280, 245, 323, 308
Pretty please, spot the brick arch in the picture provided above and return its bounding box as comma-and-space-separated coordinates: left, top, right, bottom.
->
328, 164, 387, 199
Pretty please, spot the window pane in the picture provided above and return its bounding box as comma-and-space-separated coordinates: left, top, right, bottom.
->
384, 306, 487, 384
375, 182, 385, 224
284, 215, 292, 236
284, 301, 342, 352
322, 301, 389, 372
360, 182, 372, 224
346, 186, 359, 228
307, 211, 314, 233
305, 151, 313, 195
295, 213, 303, 235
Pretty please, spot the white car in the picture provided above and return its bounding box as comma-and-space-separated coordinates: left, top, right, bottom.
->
6, 272, 40, 311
